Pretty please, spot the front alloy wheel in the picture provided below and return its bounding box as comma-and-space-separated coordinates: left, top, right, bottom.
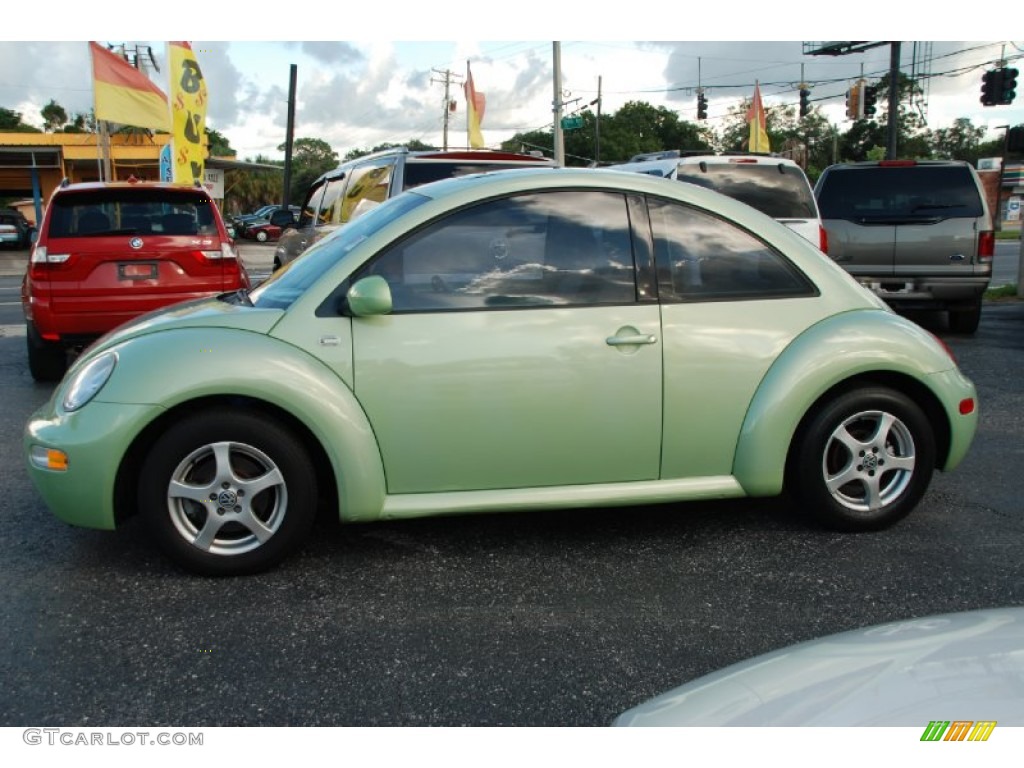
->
140, 411, 316, 575
789, 387, 935, 531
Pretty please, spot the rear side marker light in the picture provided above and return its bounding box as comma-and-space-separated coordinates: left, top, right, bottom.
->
30, 446, 69, 472
959, 398, 976, 415
819, 225, 829, 254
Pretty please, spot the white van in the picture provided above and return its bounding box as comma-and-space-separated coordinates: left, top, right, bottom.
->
608, 153, 826, 251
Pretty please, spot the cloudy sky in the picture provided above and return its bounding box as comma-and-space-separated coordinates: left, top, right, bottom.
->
2, 11, 1022, 162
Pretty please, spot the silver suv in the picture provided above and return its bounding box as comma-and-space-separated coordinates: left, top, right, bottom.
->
274, 147, 556, 269
606, 152, 826, 250
814, 160, 993, 334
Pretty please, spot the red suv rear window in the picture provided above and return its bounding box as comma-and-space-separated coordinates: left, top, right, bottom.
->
48, 189, 218, 238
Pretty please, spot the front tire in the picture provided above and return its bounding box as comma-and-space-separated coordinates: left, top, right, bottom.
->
138, 410, 317, 576
788, 387, 935, 531
256, 230, 268, 243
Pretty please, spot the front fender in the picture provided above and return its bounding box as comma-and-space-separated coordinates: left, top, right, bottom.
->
93, 327, 386, 522
733, 309, 967, 496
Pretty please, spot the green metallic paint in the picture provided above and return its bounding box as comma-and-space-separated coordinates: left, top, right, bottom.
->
346, 276, 393, 316
732, 308, 977, 496
25, 402, 164, 529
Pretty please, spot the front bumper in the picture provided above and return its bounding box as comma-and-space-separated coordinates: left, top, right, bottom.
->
24, 400, 164, 530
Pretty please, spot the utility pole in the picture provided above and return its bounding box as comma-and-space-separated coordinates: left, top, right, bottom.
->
282, 64, 297, 207
553, 42, 564, 166
887, 42, 901, 159
431, 68, 462, 151
594, 75, 602, 164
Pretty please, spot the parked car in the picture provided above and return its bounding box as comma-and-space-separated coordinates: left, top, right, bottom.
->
614, 607, 1024, 726
25, 168, 978, 576
814, 159, 993, 334
0, 208, 34, 248
22, 178, 250, 381
241, 208, 299, 242
273, 147, 558, 269
233, 205, 299, 239
606, 152, 827, 251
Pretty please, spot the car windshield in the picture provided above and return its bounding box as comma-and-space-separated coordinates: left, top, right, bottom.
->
816, 166, 985, 220
250, 191, 430, 310
47, 189, 217, 237
676, 163, 818, 219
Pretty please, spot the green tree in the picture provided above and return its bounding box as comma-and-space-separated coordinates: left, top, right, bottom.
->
279, 137, 338, 202
929, 118, 986, 162
343, 139, 436, 161
41, 99, 68, 132
224, 154, 283, 215
205, 127, 234, 157
0, 106, 41, 132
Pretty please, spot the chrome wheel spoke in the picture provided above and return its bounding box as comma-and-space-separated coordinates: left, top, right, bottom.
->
826, 463, 861, 494
239, 466, 285, 498
193, 514, 226, 551
169, 478, 214, 504
236, 508, 275, 543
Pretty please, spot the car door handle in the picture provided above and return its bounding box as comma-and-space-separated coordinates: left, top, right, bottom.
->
606, 334, 657, 346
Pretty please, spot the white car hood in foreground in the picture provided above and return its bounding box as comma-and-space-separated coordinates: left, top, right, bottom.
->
614, 607, 1024, 726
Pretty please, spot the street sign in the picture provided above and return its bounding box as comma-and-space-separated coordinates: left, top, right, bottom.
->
560, 116, 584, 131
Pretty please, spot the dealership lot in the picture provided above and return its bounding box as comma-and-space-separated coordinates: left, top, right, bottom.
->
0, 254, 1022, 725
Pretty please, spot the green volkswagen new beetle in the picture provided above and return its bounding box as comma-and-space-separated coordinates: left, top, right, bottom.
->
24, 168, 979, 576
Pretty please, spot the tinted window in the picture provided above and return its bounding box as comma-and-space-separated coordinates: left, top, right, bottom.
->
648, 197, 813, 301
340, 162, 394, 221
402, 162, 545, 189
250, 191, 431, 311
816, 166, 984, 220
675, 163, 817, 219
358, 191, 636, 311
47, 189, 217, 237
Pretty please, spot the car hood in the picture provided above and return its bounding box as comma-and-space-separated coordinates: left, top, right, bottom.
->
614, 607, 1024, 726
77, 294, 284, 361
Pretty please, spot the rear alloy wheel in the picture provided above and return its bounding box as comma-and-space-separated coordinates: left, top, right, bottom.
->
139, 410, 317, 575
789, 387, 935, 531
948, 300, 982, 334
26, 323, 67, 382
256, 230, 269, 242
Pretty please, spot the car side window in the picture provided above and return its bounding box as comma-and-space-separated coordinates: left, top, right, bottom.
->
648, 197, 813, 301
341, 162, 395, 223
358, 191, 637, 312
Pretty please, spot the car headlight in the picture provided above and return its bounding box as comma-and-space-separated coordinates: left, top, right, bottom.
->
62, 352, 117, 412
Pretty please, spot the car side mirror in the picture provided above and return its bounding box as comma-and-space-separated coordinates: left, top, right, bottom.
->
346, 275, 393, 316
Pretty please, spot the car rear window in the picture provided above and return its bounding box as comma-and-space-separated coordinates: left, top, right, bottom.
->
816, 166, 984, 221
675, 163, 818, 219
402, 163, 545, 189
47, 189, 219, 237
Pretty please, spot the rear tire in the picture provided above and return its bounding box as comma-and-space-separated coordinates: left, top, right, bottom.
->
26, 323, 67, 382
139, 410, 317, 576
256, 230, 268, 243
788, 387, 935, 531
948, 300, 982, 334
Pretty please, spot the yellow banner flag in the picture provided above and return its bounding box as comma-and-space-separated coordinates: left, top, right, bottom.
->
464, 63, 486, 149
746, 82, 770, 154
90, 41, 170, 131
169, 41, 208, 184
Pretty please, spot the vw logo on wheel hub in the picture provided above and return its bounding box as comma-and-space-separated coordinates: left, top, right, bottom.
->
217, 490, 238, 507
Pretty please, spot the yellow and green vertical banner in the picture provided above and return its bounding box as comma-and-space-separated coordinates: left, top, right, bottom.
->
169, 41, 208, 184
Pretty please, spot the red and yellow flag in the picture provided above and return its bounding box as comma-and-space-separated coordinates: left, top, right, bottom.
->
168, 41, 208, 184
90, 41, 170, 131
464, 63, 486, 149
746, 82, 770, 154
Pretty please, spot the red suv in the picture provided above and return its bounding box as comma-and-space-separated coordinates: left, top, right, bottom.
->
22, 179, 250, 381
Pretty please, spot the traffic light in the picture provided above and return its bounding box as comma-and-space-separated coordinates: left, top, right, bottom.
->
1000, 67, 1018, 104
799, 87, 811, 118
981, 69, 1002, 106
862, 85, 878, 117
845, 83, 861, 120
697, 89, 708, 120
1008, 125, 1024, 152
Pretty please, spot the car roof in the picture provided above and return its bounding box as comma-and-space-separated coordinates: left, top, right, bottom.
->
53, 180, 211, 195
606, 153, 803, 177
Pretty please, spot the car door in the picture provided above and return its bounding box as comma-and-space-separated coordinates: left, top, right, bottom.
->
350, 189, 663, 494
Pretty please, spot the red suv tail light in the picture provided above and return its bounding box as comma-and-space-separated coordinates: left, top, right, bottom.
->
819, 225, 828, 254
978, 230, 994, 263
